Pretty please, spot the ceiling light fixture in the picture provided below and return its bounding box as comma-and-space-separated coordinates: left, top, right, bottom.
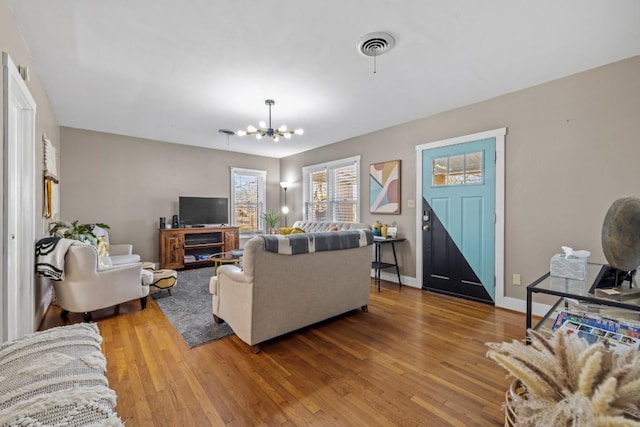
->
237, 99, 303, 142
218, 129, 235, 145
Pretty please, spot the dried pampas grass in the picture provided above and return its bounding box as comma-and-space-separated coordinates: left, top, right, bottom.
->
487, 330, 640, 426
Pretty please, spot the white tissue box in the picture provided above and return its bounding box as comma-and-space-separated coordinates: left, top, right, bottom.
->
550, 254, 587, 280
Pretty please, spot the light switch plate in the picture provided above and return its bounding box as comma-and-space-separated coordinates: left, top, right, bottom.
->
408, 199, 416, 208
513, 274, 521, 286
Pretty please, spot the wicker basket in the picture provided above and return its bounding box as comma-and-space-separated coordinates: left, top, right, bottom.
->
505, 380, 526, 427
505, 380, 640, 425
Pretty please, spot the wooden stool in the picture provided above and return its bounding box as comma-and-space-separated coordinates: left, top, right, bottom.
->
150, 269, 177, 295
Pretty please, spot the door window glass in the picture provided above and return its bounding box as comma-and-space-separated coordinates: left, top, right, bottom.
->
432, 151, 483, 186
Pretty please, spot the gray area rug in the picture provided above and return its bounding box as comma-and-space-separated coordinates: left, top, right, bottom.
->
152, 267, 234, 348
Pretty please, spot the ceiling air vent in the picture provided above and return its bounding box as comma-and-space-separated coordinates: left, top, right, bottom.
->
357, 32, 395, 57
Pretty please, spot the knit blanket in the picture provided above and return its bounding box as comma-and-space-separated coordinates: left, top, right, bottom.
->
263, 230, 373, 255
0, 323, 123, 426
35, 237, 92, 280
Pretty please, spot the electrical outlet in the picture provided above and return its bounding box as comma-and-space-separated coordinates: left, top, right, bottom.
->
513, 274, 521, 286
407, 199, 416, 208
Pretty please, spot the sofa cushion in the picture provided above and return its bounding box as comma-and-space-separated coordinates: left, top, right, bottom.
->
278, 227, 306, 235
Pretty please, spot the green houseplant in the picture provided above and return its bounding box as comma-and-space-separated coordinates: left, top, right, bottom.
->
48, 220, 110, 245
262, 211, 281, 234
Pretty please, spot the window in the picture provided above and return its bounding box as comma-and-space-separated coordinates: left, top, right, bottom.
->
302, 156, 360, 223
230, 167, 266, 232
432, 151, 483, 186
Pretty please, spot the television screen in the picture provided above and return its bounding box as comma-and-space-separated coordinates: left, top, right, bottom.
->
179, 197, 229, 226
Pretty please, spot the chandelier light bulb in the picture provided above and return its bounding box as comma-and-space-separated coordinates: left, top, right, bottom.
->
295, 129, 304, 135
278, 125, 287, 132
281, 206, 290, 214
237, 130, 247, 136
247, 125, 257, 133
274, 136, 280, 142
259, 121, 267, 129
256, 134, 262, 140
284, 133, 291, 139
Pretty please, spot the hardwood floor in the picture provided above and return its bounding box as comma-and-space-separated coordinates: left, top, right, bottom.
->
40, 281, 526, 426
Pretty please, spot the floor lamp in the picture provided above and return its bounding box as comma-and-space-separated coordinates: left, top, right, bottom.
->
280, 182, 290, 227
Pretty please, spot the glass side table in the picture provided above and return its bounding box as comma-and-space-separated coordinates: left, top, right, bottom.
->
526, 263, 640, 336
210, 250, 243, 273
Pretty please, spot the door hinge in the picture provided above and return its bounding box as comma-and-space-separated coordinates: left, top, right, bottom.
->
494, 213, 497, 223
494, 151, 497, 163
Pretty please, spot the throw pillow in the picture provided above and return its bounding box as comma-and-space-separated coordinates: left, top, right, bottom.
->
96, 237, 110, 257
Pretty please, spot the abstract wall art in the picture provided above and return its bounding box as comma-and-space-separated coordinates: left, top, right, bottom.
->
369, 159, 401, 214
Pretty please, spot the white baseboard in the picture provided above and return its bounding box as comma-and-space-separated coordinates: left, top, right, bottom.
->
370, 270, 419, 288
371, 272, 552, 317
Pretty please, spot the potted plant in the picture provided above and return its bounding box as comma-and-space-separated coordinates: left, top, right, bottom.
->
487, 329, 640, 426
49, 220, 110, 245
262, 211, 281, 234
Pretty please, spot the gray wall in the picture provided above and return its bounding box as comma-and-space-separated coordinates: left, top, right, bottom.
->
60, 127, 280, 263
1, 0, 60, 328
281, 55, 640, 300
49, 54, 640, 305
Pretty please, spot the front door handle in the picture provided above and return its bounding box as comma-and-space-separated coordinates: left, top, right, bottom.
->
423, 225, 430, 231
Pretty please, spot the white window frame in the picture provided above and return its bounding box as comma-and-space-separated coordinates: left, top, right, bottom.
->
230, 167, 266, 233
302, 155, 361, 223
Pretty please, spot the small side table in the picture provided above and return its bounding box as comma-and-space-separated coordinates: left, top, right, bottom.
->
372, 237, 406, 292
210, 250, 243, 273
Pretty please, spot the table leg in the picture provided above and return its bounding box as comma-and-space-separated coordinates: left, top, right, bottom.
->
376, 244, 381, 292
391, 242, 401, 290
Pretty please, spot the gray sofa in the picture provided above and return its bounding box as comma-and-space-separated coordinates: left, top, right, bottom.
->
291, 220, 371, 232
210, 229, 373, 351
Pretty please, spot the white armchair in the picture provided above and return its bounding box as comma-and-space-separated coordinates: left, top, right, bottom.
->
53, 245, 152, 322
91, 225, 141, 266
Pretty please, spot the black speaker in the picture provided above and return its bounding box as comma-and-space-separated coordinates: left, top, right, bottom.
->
172, 214, 179, 228
159, 217, 166, 229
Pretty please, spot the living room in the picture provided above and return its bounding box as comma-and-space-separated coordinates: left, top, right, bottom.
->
2, 1, 640, 425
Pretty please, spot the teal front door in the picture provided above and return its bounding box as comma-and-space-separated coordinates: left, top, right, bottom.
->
422, 137, 496, 303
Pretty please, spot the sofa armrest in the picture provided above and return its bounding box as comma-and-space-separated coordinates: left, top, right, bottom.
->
216, 265, 250, 283
214, 265, 255, 344
109, 244, 133, 256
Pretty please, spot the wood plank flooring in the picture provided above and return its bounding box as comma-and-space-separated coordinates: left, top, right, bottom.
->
40, 280, 525, 426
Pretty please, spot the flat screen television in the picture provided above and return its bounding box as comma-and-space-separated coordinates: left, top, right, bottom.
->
179, 196, 229, 226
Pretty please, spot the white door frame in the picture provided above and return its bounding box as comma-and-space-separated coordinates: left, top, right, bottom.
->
2, 52, 36, 342
416, 128, 507, 307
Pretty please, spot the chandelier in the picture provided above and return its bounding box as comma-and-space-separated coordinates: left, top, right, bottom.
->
237, 99, 303, 142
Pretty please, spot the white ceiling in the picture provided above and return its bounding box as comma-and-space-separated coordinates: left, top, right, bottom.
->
10, 1, 640, 159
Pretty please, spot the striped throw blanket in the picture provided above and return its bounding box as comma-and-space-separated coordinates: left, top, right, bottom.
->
263, 230, 373, 255
35, 237, 93, 280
